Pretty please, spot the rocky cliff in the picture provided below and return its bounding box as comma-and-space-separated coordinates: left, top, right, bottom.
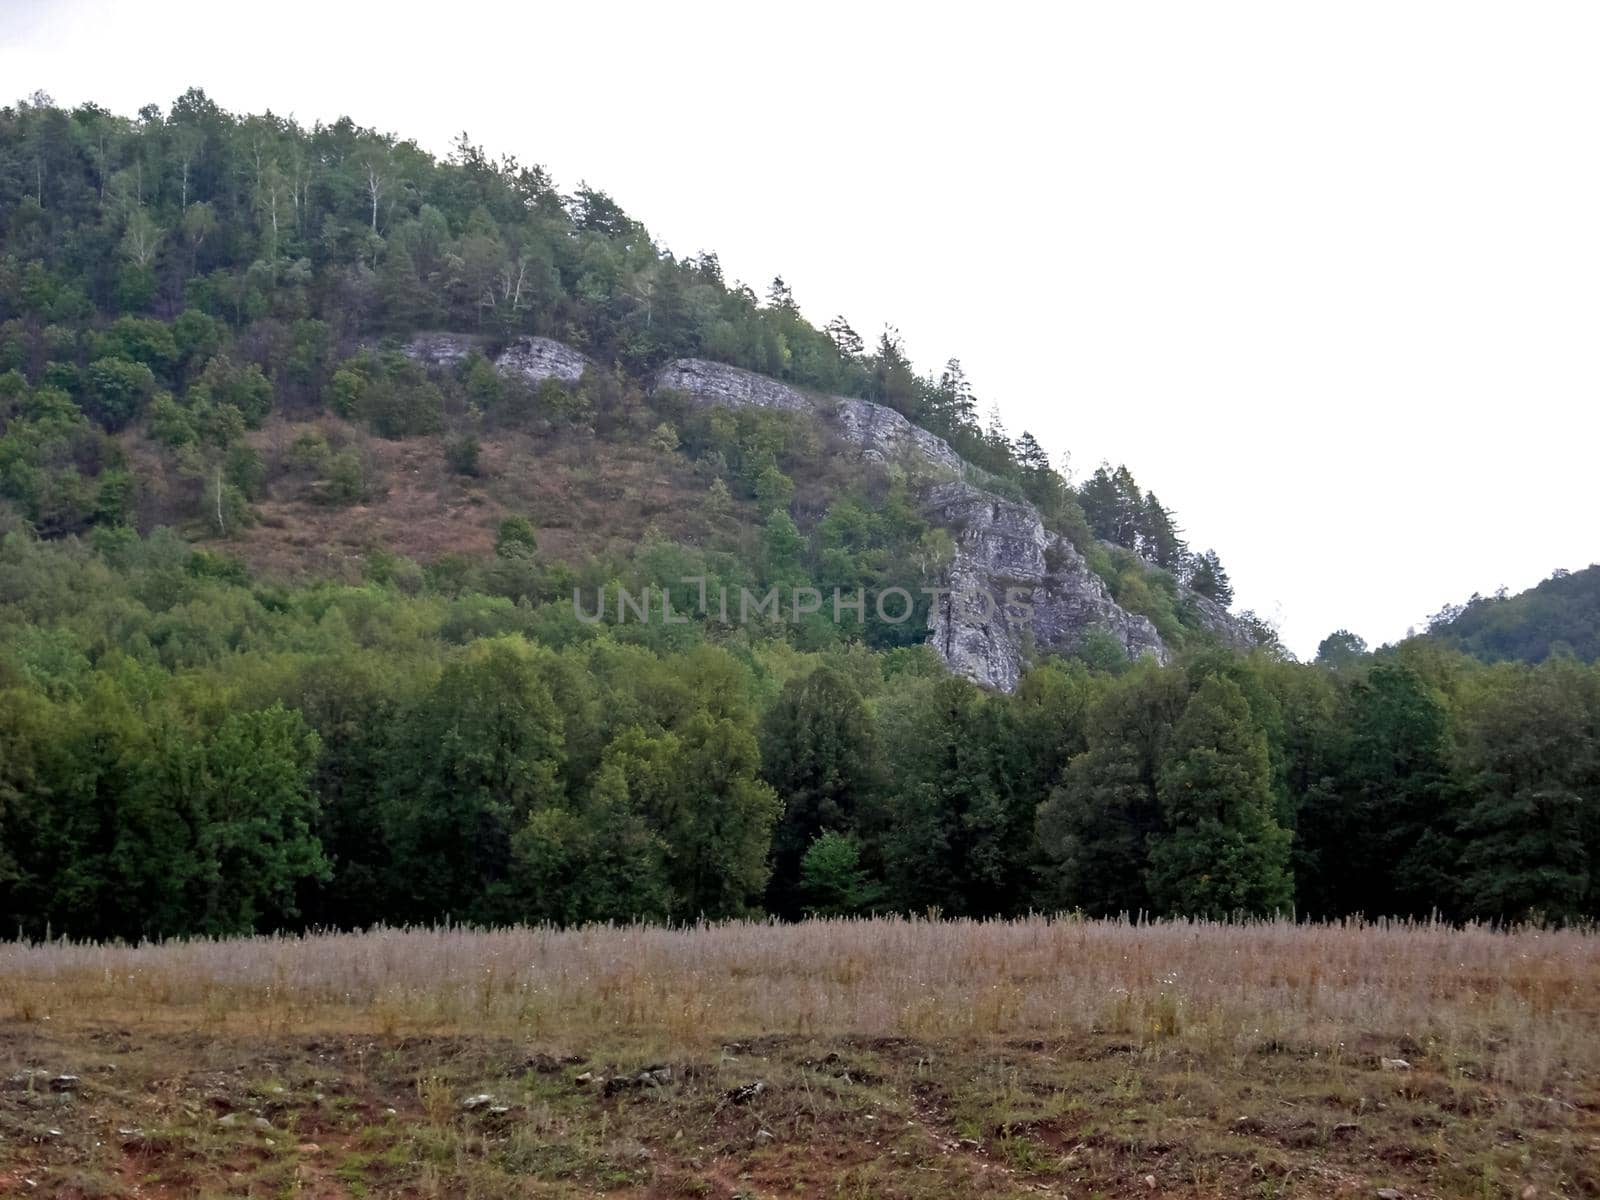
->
922, 482, 1168, 689
651, 358, 1259, 687
407, 341, 1256, 689
654, 359, 965, 473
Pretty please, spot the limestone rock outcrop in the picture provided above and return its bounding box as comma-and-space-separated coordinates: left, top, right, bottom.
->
654, 358, 815, 415
404, 333, 592, 386
496, 337, 591, 385
1181, 588, 1259, 651
828, 397, 965, 473
655, 359, 966, 474
403, 332, 481, 368
922, 482, 1167, 690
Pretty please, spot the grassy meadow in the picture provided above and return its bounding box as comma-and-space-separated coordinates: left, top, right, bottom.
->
2, 917, 1597, 1198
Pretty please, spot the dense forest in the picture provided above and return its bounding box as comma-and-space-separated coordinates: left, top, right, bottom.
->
2, 91, 1598, 938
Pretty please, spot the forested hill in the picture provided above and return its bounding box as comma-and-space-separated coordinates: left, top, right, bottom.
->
2, 91, 1599, 941
0, 88, 1236, 602
1424, 565, 1600, 665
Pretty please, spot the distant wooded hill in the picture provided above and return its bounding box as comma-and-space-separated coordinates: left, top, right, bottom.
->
1425, 565, 1600, 664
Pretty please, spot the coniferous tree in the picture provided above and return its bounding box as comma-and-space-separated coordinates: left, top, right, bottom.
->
1138, 492, 1187, 570
824, 314, 863, 358
1188, 549, 1234, 606
1015, 431, 1051, 476
920, 357, 979, 440
867, 327, 918, 418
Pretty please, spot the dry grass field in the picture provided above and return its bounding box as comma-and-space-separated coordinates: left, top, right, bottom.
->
2, 917, 1597, 1199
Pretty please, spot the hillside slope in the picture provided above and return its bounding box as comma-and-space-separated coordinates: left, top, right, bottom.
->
1424, 564, 1600, 664
1, 90, 1252, 689
400, 333, 1258, 688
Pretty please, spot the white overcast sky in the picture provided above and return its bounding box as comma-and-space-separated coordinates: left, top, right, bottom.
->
5, 0, 1597, 658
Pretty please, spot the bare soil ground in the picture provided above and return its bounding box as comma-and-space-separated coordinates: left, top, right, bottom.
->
4, 1023, 1597, 1199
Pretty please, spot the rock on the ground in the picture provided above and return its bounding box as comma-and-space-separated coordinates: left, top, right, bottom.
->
218, 1113, 274, 1131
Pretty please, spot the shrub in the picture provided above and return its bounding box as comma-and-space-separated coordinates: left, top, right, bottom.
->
445, 433, 481, 477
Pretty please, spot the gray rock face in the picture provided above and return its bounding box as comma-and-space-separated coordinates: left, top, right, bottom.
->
496, 337, 591, 385
923, 483, 1168, 690
1184, 590, 1259, 650
654, 358, 814, 414
1098, 542, 1261, 652
403, 334, 592, 386
404, 332, 482, 367
654, 358, 964, 474
829, 397, 964, 473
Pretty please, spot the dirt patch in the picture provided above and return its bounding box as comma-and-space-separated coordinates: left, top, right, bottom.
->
3, 1023, 1597, 1199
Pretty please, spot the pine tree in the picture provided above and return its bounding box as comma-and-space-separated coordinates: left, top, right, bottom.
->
824, 314, 863, 358
868, 327, 918, 417
1108, 465, 1144, 549
925, 358, 978, 436
1078, 463, 1147, 549
766, 275, 797, 312
1078, 464, 1121, 541
1188, 549, 1234, 606
1138, 492, 1187, 569
1015, 431, 1051, 475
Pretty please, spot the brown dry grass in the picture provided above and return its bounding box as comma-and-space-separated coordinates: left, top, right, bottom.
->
127, 414, 747, 581
3, 918, 1599, 1199
4, 917, 1596, 1090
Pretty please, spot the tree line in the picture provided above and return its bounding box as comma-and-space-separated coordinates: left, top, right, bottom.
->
1, 530, 1596, 940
